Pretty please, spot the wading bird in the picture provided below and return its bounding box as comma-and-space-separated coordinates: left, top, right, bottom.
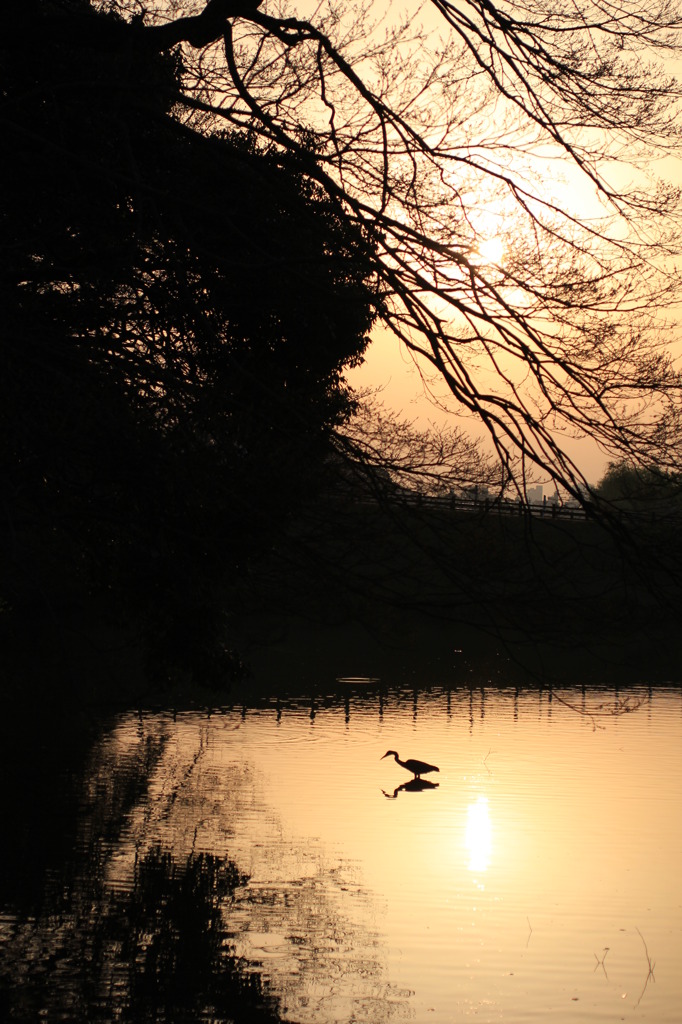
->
381, 750, 440, 779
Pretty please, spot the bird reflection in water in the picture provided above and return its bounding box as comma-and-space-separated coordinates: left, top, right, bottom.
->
382, 777, 440, 799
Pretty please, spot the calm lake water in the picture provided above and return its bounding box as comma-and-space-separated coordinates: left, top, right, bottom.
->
1, 685, 680, 1023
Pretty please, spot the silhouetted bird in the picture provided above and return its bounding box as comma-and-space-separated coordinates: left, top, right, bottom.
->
381, 750, 440, 778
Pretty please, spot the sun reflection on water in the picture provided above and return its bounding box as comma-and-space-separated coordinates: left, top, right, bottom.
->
465, 795, 492, 872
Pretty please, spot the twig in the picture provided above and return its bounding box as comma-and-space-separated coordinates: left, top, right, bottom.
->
594, 946, 610, 979
634, 928, 656, 1008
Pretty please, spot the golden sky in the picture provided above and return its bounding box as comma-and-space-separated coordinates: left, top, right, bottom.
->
348, 327, 615, 486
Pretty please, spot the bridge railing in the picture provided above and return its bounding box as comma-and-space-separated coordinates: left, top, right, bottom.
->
361, 490, 682, 525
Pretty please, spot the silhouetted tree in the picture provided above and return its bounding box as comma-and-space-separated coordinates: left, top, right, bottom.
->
595, 461, 682, 509
80, 0, 682, 501
5, 0, 682, 687
1, 0, 380, 684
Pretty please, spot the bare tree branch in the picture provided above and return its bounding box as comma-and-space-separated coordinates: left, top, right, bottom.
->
100, 0, 682, 497
139, 0, 264, 48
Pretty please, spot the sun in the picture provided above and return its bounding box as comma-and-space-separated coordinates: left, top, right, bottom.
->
477, 236, 504, 265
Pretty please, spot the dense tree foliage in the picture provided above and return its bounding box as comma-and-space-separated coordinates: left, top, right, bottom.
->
595, 461, 682, 509
1, 0, 380, 682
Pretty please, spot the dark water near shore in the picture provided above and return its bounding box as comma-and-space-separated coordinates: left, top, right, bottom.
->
0, 684, 680, 1023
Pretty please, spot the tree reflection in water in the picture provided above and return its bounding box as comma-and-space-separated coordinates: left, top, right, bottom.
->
0, 718, 282, 1023
0, 712, 399, 1024
126, 846, 281, 1022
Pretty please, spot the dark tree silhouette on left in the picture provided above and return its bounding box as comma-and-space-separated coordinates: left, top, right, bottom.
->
1, 0, 380, 691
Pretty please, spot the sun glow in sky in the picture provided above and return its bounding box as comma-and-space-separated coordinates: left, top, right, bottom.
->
348, 326, 612, 483
476, 237, 504, 266
345, 162, 626, 483
334, 22, 682, 488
